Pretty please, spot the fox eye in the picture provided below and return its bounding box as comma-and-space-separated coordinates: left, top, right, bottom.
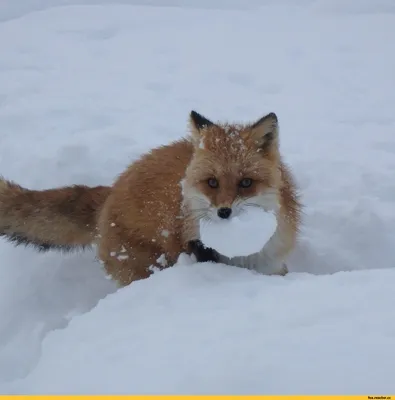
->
239, 178, 253, 188
207, 178, 219, 188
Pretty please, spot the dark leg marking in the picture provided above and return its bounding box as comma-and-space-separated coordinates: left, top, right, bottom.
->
187, 239, 220, 263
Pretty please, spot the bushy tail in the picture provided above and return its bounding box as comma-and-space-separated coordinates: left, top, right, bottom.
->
0, 177, 111, 252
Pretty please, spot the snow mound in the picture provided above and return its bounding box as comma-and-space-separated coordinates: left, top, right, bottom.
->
4, 263, 395, 394
199, 208, 277, 257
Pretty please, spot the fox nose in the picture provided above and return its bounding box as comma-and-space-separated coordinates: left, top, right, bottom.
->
217, 207, 232, 219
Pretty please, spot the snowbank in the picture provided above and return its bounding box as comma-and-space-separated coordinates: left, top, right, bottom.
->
5, 262, 395, 394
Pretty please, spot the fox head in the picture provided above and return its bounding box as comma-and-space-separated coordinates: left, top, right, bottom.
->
183, 110, 282, 223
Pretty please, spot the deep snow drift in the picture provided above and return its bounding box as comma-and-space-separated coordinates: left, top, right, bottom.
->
5, 262, 395, 394
0, 0, 395, 394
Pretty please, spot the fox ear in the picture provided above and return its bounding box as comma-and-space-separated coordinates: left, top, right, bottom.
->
189, 110, 214, 147
250, 112, 279, 152
190, 110, 214, 131
189, 110, 215, 147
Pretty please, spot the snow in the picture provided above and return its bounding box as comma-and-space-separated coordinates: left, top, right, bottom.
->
199, 208, 278, 257
0, 0, 395, 394
156, 253, 168, 268
3, 264, 395, 395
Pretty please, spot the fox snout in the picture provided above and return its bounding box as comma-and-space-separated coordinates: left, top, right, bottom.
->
217, 207, 232, 219
212, 192, 279, 221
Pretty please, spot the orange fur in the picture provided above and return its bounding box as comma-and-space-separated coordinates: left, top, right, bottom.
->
0, 111, 301, 287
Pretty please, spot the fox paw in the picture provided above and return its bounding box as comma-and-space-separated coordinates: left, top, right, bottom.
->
255, 261, 289, 276
187, 240, 220, 263
270, 262, 289, 276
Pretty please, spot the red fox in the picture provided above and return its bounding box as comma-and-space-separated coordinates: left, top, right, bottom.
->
0, 111, 301, 287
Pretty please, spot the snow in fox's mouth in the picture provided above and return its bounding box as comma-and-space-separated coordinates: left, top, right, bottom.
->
199, 206, 278, 257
